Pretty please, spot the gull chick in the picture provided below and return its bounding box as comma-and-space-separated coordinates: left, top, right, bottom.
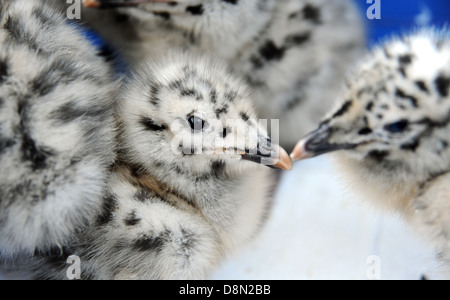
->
0, 0, 116, 258
292, 30, 450, 278
4, 54, 292, 280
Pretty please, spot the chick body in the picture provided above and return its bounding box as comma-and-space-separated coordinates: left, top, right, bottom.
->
293, 30, 450, 278
0, 0, 117, 257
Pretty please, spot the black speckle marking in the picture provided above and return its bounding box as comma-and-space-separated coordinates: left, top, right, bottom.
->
181, 89, 195, 99
149, 84, 161, 106
180, 88, 203, 101
140, 117, 167, 132
332, 100, 352, 118
222, 0, 238, 4
31, 74, 56, 97
17, 101, 53, 171
285, 32, 311, 47
358, 128, 372, 135
177, 228, 197, 260
259, 41, 286, 62
362, 116, 369, 126
97, 194, 118, 226
302, 4, 321, 24
215, 107, 228, 119
3, 14, 19, 36
21, 133, 53, 171
129, 164, 143, 178
288, 11, 299, 19
0, 138, 16, 155
97, 45, 115, 62
153, 11, 171, 20
240, 112, 250, 122
435, 75, 450, 98
0, 59, 8, 83
196, 172, 211, 183
124, 210, 141, 226
415, 81, 429, 93
169, 80, 183, 91
211, 160, 226, 177
185, 30, 197, 45
134, 188, 152, 203
436, 140, 449, 155
366, 102, 374, 111
222, 127, 231, 138
401, 139, 420, 152
50, 102, 105, 124
31, 60, 78, 97
396, 88, 418, 108
285, 96, 303, 111
132, 232, 169, 253
398, 54, 412, 65
32, 7, 57, 26
250, 56, 264, 69
186, 5, 204, 15
367, 150, 390, 163
210, 89, 217, 104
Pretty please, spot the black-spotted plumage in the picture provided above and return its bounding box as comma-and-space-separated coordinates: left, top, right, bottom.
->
0, 0, 117, 258
292, 30, 450, 279
1, 47, 290, 279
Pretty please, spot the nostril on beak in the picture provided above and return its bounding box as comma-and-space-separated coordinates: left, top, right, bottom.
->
240, 136, 292, 170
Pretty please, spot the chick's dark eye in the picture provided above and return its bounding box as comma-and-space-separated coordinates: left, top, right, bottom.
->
384, 119, 409, 133
188, 116, 207, 132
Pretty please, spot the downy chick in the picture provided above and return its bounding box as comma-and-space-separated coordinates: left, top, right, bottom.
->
0, 0, 116, 258
292, 30, 450, 278
2, 54, 292, 279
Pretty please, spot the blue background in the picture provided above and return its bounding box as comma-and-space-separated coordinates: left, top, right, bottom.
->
355, 0, 450, 47
83, 1, 450, 56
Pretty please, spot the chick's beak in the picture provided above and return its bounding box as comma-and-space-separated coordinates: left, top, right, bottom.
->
242, 137, 293, 171
83, 0, 170, 8
290, 125, 356, 162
